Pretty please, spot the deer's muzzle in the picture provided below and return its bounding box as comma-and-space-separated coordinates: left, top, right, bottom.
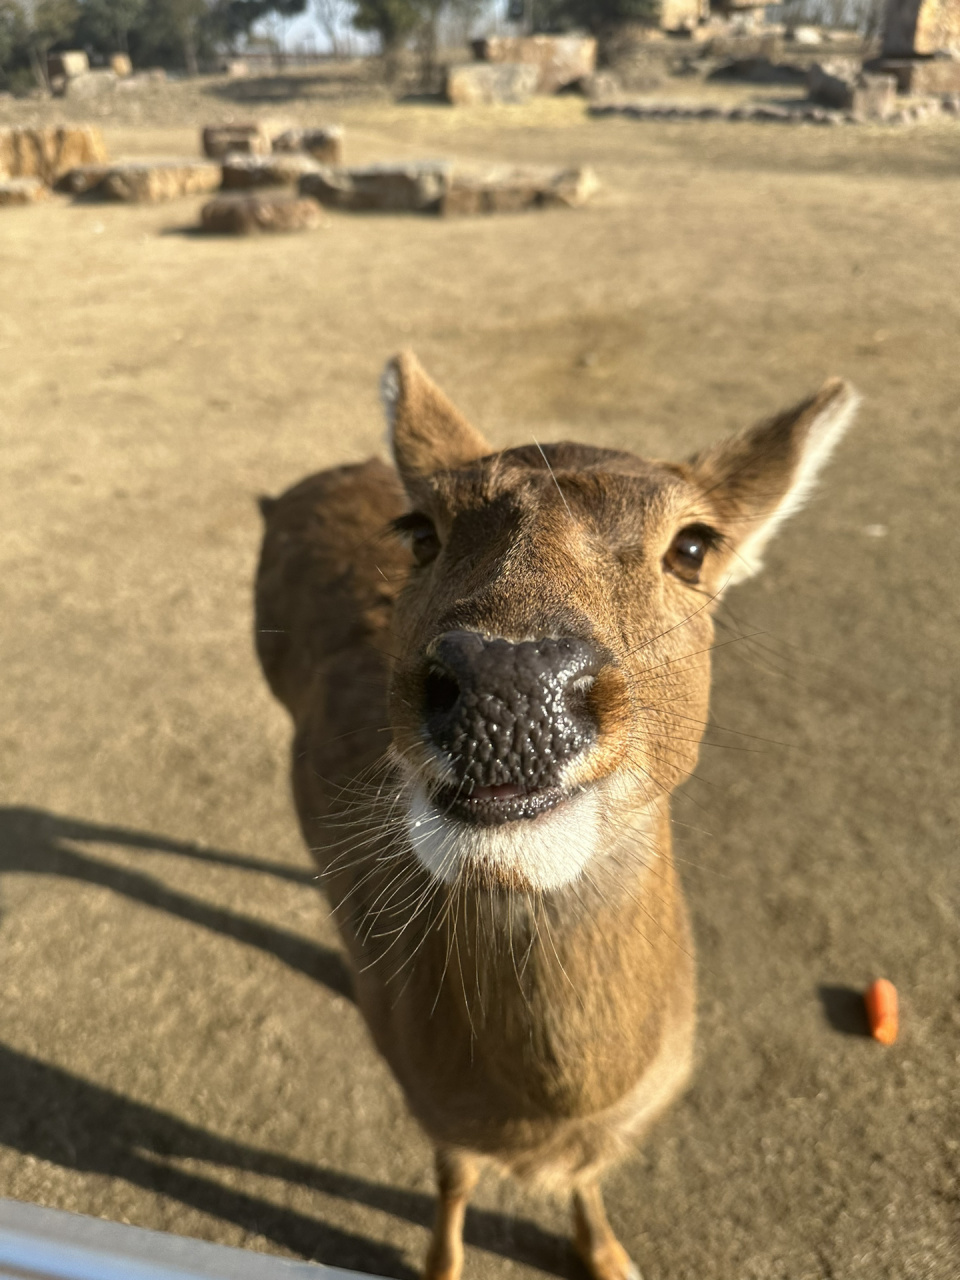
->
422, 630, 600, 820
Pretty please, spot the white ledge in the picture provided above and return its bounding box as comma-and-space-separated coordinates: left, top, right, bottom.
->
0, 1197, 369, 1280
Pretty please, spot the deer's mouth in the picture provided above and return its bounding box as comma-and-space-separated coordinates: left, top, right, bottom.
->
432, 782, 567, 826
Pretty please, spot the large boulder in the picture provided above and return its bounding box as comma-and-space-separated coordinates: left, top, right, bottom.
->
882, 0, 960, 56
470, 35, 597, 92
83, 160, 221, 202
444, 63, 540, 105
300, 162, 452, 213
221, 153, 321, 189
271, 126, 344, 164
0, 126, 107, 185
0, 177, 51, 206
110, 53, 133, 77
200, 193, 322, 234
439, 165, 599, 216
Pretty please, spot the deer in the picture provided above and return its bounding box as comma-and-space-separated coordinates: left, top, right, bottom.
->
254, 352, 858, 1280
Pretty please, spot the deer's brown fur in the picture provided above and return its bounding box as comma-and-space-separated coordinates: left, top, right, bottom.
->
255, 353, 858, 1280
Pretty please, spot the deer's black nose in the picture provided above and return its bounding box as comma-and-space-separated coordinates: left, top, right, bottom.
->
422, 630, 599, 792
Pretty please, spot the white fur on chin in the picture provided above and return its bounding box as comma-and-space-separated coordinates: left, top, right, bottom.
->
405, 786, 601, 892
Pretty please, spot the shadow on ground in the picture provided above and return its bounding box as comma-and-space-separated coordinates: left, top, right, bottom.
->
0, 808, 577, 1278
0, 1045, 578, 1278
0, 806, 353, 999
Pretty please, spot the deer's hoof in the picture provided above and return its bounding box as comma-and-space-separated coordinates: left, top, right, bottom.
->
575, 1238, 643, 1280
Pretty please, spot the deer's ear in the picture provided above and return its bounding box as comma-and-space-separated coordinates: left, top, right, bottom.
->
686, 378, 859, 585
381, 351, 491, 487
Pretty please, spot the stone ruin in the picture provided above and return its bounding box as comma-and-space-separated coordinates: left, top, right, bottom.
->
868, 0, 960, 92
0, 115, 598, 234
590, 0, 960, 124
802, 0, 960, 119
0, 125, 107, 204
444, 34, 597, 104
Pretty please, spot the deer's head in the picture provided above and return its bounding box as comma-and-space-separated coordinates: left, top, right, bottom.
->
384, 353, 857, 894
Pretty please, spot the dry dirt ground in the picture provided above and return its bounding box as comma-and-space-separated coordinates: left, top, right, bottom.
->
0, 67, 958, 1280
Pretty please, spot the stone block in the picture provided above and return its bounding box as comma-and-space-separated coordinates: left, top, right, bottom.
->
659, 0, 710, 31
271, 126, 344, 164
808, 63, 898, 118
110, 54, 133, 77
851, 72, 899, 117
788, 24, 823, 43
90, 160, 222, 202
439, 165, 599, 216
470, 35, 597, 92
298, 160, 596, 216
54, 164, 112, 195
0, 126, 108, 185
200, 193, 322, 234
0, 177, 51, 206
444, 62, 540, 105
47, 50, 89, 80
868, 54, 960, 91
300, 162, 452, 213
221, 153, 321, 189
64, 70, 118, 99
882, 0, 960, 57
201, 124, 272, 159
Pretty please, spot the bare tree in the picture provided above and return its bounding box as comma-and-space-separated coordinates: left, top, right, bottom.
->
314, 0, 351, 53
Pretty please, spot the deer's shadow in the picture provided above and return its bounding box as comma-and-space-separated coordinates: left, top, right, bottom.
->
0, 807, 574, 1278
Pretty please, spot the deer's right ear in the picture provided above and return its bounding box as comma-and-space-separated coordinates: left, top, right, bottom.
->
382, 351, 491, 488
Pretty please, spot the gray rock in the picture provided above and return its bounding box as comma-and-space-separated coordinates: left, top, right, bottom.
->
200, 193, 322, 234
300, 162, 452, 213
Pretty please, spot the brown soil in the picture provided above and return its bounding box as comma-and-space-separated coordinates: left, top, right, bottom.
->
0, 66, 957, 1280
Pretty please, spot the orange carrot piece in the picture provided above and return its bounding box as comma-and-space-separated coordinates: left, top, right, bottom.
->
865, 979, 898, 1045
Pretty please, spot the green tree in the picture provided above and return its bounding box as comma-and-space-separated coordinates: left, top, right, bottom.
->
25, 0, 79, 88
533, 0, 659, 36
80, 0, 144, 53
0, 0, 28, 83
350, 0, 420, 62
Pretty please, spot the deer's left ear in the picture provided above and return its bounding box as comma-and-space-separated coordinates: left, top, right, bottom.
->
683, 378, 860, 585
382, 351, 491, 491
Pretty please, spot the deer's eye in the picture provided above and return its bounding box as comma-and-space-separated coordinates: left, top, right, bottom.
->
663, 524, 719, 584
393, 512, 441, 567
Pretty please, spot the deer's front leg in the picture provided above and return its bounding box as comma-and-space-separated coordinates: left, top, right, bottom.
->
572, 1180, 642, 1280
423, 1146, 479, 1280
